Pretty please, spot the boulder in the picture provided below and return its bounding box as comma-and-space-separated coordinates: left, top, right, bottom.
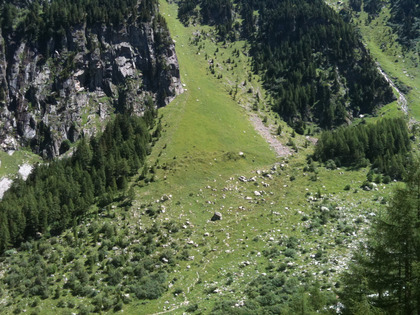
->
211, 211, 222, 221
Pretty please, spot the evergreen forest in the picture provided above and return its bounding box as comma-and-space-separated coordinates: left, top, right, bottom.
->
0, 0, 169, 56
314, 117, 411, 179
0, 111, 155, 254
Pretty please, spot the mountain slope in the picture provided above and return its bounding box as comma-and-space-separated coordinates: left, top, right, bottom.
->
177, 0, 396, 131
0, 1, 409, 314
327, 0, 420, 120
0, 0, 183, 158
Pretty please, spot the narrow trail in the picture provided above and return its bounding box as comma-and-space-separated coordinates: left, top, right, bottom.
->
249, 114, 292, 157
151, 301, 189, 315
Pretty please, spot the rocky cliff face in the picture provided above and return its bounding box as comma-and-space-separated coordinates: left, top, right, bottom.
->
0, 19, 183, 158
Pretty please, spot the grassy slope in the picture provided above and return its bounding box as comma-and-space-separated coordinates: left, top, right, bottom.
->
123, 2, 397, 313
0, 150, 41, 179
156, 3, 276, 162
128, 2, 278, 311
142, 1, 282, 198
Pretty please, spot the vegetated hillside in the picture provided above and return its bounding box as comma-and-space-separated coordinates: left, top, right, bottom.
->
340, 161, 420, 315
177, 0, 395, 131
0, 0, 183, 157
0, 1, 416, 315
388, 0, 420, 49
0, 112, 176, 314
341, 0, 419, 105
0, 110, 155, 254
349, 0, 419, 50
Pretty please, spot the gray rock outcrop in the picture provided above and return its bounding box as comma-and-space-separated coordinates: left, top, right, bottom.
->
0, 19, 183, 157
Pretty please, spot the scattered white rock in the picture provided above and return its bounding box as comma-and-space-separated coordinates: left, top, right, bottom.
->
238, 176, 247, 182
0, 177, 13, 199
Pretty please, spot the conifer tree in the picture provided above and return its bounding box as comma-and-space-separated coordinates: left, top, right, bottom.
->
342, 161, 420, 314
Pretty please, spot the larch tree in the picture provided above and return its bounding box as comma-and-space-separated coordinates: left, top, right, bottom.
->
342, 161, 420, 314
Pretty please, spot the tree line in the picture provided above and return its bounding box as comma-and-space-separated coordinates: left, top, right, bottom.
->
178, 0, 233, 36
0, 0, 160, 52
314, 117, 411, 179
0, 112, 155, 254
349, 0, 383, 15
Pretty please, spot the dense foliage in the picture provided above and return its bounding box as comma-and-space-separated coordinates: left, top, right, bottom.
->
341, 162, 420, 314
1, 0, 152, 35
314, 117, 411, 179
177, 0, 394, 130
246, 0, 394, 130
389, 0, 419, 49
349, 0, 383, 15
178, 0, 233, 35
0, 0, 163, 53
0, 112, 154, 254
349, 0, 419, 49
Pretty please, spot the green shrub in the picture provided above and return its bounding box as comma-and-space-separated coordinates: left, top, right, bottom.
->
186, 303, 198, 312
284, 248, 296, 258
325, 159, 337, 170
173, 287, 183, 296
383, 175, 391, 184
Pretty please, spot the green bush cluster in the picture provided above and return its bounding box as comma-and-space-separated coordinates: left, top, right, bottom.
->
314, 117, 411, 179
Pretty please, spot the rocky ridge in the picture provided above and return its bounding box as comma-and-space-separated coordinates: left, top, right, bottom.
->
0, 18, 183, 157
